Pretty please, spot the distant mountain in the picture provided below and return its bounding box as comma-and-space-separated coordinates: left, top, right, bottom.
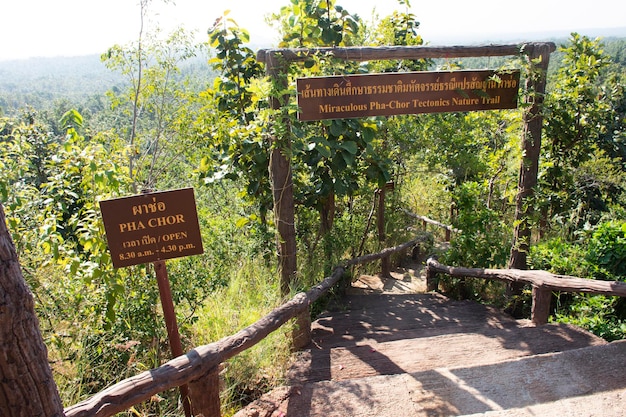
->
0, 53, 216, 115
426, 27, 626, 47
0, 55, 122, 114
1, 32, 623, 115
0, 55, 113, 82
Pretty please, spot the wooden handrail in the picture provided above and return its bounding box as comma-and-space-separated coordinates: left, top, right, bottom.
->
426, 258, 626, 325
64, 266, 345, 417
401, 209, 460, 234
64, 237, 426, 417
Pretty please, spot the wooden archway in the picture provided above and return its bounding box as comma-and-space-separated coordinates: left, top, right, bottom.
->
257, 43, 556, 295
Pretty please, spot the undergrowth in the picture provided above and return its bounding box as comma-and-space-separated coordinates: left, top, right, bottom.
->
192, 258, 291, 416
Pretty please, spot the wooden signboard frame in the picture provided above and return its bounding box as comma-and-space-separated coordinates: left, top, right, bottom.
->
297, 69, 520, 121
99, 187, 204, 417
257, 42, 555, 305
99, 188, 204, 268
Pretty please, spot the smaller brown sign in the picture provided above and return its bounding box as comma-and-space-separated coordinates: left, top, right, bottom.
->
99, 188, 204, 268
297, 69, 521, 121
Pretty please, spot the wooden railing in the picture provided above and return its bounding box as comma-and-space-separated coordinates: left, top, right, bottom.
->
64, 237, 426, 417
401, 210, 460, 241
426, 258, 626, 325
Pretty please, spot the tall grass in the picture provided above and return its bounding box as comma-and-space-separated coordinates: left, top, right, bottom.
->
191, 258, 293, 416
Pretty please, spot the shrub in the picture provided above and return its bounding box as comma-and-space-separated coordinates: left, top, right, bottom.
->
586, 220, 626, 281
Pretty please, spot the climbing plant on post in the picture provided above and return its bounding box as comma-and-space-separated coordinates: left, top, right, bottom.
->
509, 43, 555, 282
264, 51, 311, 349
0, 203, 65, 417
265, 51, 298, 297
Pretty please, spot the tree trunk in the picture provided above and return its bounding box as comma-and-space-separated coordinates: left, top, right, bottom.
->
508, 43, 555, 290
320, 191, 336, 276
0, 203, 65, 417
265, 52, 298, 296
377, 187, 391, 278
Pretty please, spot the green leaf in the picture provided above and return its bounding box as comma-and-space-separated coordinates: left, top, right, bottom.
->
332, 153, 347, 171
340, 151, 355, 167
316, 145, 331, 158
330, 120, 344, 136
236, 217, 250, 228
340, 141, 358, 154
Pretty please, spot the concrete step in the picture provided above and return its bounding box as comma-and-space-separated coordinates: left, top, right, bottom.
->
234, 293, 620, 417
289, 293, 606, 384
461, 389, 626, 417
284, 340, 626, 417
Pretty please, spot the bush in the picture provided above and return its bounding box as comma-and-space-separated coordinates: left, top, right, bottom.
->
555, 294, 626, 341
586, 220, 626, 281
528, 237, 591, 277
443, 181, 510, 268
529, 221, 626, 341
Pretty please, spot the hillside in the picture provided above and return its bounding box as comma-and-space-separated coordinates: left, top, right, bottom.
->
0, 53, 216, 115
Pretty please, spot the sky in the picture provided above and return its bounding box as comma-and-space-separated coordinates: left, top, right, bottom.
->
1, 0, 625, 61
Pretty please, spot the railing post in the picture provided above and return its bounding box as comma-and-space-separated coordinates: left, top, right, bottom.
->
509, 42, 555, 273
292, 311, 312, 350
446, 204, 454, 242
188, 367, 221, 417
378, 186, 391, 278
426, 266, 438, 292
531, 285, 551, 325
411, 244, 420, 261
154, 260, 192, 417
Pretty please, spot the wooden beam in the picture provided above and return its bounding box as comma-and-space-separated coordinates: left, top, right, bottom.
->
257, 43, 555, 63
426, 258, 626, 298
401, 209, 460, 234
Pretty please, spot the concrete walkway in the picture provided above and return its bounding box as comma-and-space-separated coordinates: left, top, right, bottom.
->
235, 269, 626, 417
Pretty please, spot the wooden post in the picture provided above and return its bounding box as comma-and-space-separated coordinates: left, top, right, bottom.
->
411, 244, 420, 261
378, 186, 391, 277
292, 311, 312, 350
188, 368, 221, 417
265, 51, 298, 297
426, 266, 438, 292
263, 51, 307, 350
531, 286, 552, 325
446, 203, 453, 242
509, 43, 555, 275
154, 261, 194, 417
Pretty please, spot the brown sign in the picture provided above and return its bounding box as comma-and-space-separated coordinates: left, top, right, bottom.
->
99, 188, 204, 268
296, 69, 520, 121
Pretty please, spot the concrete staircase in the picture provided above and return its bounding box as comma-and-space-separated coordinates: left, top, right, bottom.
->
235, 291, 626, 416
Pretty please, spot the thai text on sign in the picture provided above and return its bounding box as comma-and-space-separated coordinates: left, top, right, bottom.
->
99, 188, 204, 268
296, 69, 521, 121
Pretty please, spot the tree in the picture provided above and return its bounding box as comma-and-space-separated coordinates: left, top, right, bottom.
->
539, 34, 626, 235
508, 42, 554, 274
0, 203, 64, 417
102, 0, 200, 192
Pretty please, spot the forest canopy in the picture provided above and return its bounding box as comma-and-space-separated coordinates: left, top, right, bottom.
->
1, 0, 625, 415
